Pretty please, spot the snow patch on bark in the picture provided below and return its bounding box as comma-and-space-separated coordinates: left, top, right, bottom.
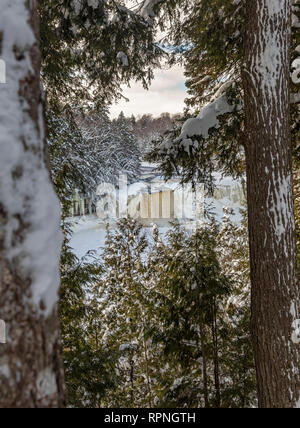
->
268, 174, 294, 243
295, 392, 300, 408
0, 364, 10, 379
36, 368, 58, 399
252, 1, 288, 120
292, 58, 300, 84
290, 301, 297, 318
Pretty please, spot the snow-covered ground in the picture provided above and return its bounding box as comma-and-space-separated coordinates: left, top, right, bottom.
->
69, 216, 170, 259
70, 207, 241, 260
69, 216, 107, 259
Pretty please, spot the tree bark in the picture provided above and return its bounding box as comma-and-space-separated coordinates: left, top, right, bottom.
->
130, 357, 135, 406
0, 0, 65, 407
211, 299, 221, 408
242, 0, 300, 408
199, 319, 210, 408
143, 333, 153, 408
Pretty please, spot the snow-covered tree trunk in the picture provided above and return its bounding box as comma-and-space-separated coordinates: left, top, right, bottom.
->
242, 0, 300, 408
0, 0, 65, 407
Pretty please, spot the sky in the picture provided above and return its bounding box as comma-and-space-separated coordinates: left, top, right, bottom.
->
109, 64, 187, 119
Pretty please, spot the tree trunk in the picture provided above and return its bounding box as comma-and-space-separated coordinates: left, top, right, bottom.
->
0, 0, 65, 407
242, 0, 300, 408
199, 319, 210, 408
211, 299, 221, 408
130, 358, 135, 405
143, 333, 152, 408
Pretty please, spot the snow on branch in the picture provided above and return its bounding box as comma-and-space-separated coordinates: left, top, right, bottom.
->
138, 0, 165, 24
117, 51, 129, 66
292, 2, 300, 97
157, 79, 239, 158
180, 95, 235, 141
292, 56, 300, 84
292, 0, 300, 28
291, 93, 300, 104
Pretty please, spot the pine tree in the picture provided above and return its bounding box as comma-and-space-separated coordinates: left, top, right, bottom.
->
216, 209, 257, 408
113, 112, 141, 183
95, 219, 152, 407
59, 242, 115, 408
77, 111, 140, 192
147, 221, 255, 408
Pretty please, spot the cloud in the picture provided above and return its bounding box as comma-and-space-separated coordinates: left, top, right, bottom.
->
109, 65, 187, 118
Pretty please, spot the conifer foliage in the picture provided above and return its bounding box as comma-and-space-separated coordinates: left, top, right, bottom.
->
64, 217, 256, 408
48, 110, 141, 204
39, 0, 164, 110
